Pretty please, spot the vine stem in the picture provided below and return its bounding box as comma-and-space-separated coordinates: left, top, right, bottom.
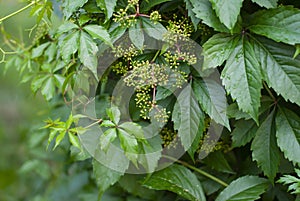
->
263, 82, 276, 101
162, 155, 229, 187
0, 0, 40, 23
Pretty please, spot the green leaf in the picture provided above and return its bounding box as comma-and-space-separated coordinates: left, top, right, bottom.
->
99, 128, 118, 152
172, 84, 205, 151
31, 42, 50, 58
251, 0, 278, 8
62, 0, 88, 19
294, 44, 300, 59
96, 0, 117, 21
83, 24, 112, 47
184, 0, 201, 30
129, 20, 144, 50
251, 109, 280, 181
215, 176, 269, 201
101, 120, 115, 127
57, 22, 79, 35
202, 33, 239, 70
209, 0, 243, 30
41, 77, 56, 101
143, 164, 206, 201
79, 31, 98, 77
92, 159, 123, 196
190, 0, 229, 32
68, 132, 81, 150
118, 129, 139, 166
138, 136, 162, 173
221, 36, 262, 122
231, 119, 258, 147
252, 36, 300, 106
54, 131, 66, 150
203, 151, 235, 174
193, 78, 230, 130
107, 106, 121, 125
249, 6, 300, 45
276, 107, 300, 165
60, 31, 80, 62
141, 17, 167, 41
140, 0, 171, 12
119, 122, 144, 139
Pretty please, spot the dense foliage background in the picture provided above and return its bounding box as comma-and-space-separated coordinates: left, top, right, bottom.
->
1, 0, 300, 200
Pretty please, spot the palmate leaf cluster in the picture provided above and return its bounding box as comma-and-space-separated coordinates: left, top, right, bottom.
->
2, 0, 300, 200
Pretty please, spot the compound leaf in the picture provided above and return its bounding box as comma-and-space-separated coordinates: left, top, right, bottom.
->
193, 78, 230, 130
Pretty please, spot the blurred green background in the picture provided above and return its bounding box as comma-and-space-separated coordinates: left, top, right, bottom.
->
0, 1, 51, 199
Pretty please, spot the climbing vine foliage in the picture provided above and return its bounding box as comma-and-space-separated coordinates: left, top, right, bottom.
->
1, 0, 300, 200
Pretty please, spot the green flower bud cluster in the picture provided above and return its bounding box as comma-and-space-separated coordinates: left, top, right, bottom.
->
113, 9, 137, 28
124, 60, 169, 89
112, 44, 141, 60
135, 87, 152, 119
33, 22, 48, 44
164, 50, 197, 67
150, 11, 161, 24
198, 22, 213, 37
150, 105, 170, 124
160, 127, 178, 148
128, 0, 139, 7
111, 61, 128, 75
113, 0, 139, 27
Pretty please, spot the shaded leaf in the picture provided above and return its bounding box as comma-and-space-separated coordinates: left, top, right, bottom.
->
251, 109, 280, 181
143, 164, 206, 201
141, 17, 167, 40
276, 107, 300, 165
193, 78, 230, 130
172, 84, 205, 151
129, 20, 144, 50
140, 0, 171, 12
216, 176, 269, 201
92, 159, 123, 196
231, 119, 258, 147
203, 151, 235, 174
